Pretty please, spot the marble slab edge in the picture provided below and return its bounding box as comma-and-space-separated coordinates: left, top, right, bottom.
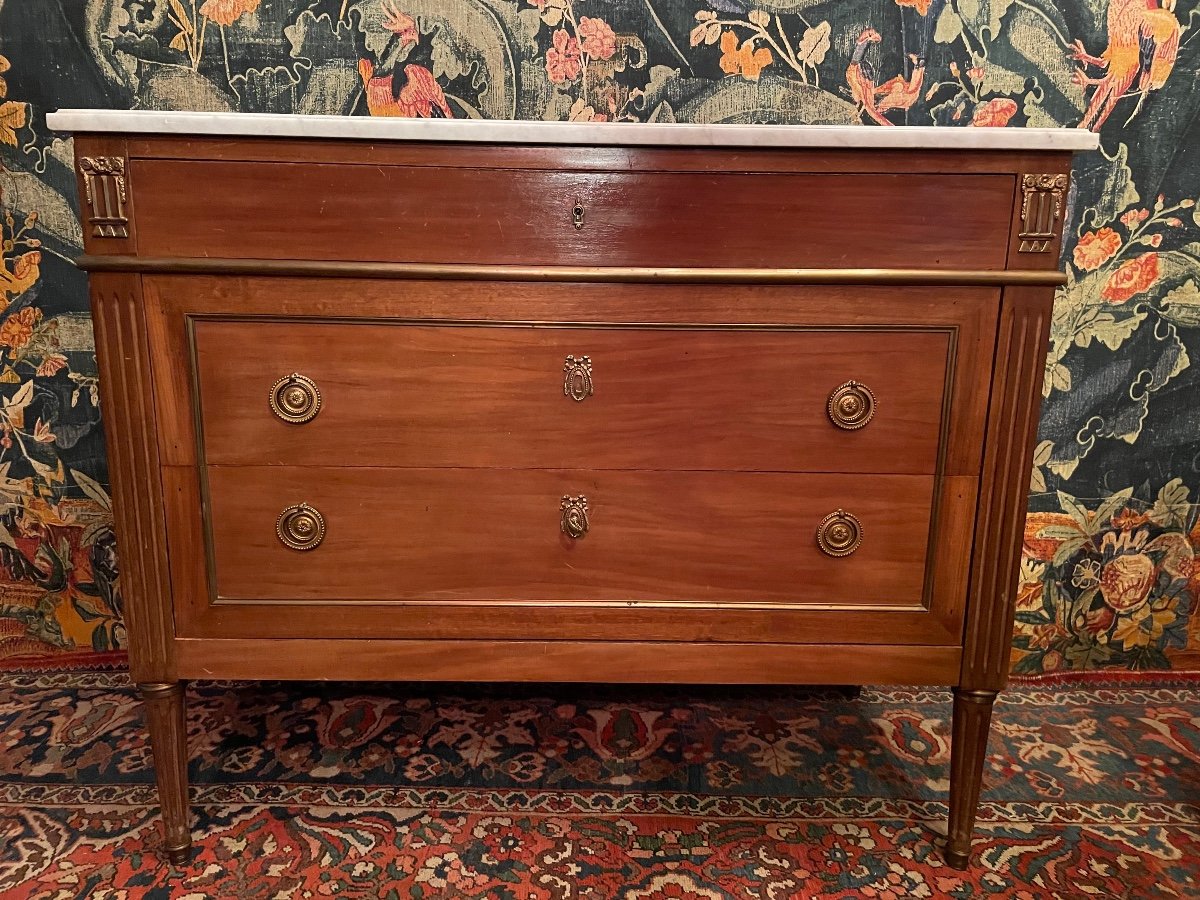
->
46, 110, 1100, 152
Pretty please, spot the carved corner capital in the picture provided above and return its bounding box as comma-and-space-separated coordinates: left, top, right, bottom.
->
1017, 173, 1068, 253
80, 156, 130, 239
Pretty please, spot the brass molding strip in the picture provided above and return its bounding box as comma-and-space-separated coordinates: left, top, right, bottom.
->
185, 313, 959, 623
76, 255, 1067, 286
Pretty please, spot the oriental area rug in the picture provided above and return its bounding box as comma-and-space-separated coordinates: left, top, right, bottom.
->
1, 673, 1198, 899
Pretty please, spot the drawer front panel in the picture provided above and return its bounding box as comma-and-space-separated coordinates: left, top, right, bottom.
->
132, 160, 1013, 269
194, 321, 951, 474
206, 467, 935, 606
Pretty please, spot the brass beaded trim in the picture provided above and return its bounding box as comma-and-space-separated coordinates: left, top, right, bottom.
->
816, 509, 863, 557
827, 380, 876, 430
269, 373, 322, 424
276, 503, 326, 551
560, 495, 589, 539
563, 355, 594, 402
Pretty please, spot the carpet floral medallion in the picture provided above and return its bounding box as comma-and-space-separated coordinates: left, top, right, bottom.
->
1, 674, 1198, 898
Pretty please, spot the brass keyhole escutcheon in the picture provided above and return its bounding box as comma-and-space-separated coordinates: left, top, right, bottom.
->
561, 495, 589, 539
563, 355, 593, 402
270, 373, 321, 424
817, 509, 862, 557
277, 503, 326, 551
572, 200, 586, 230
827, 380, 876, 430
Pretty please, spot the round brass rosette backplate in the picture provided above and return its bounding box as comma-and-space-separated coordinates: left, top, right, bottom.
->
270, 373, 322, 424
277, 503, 326, 551
827, 380, 876, 430
816, 509, 863, 557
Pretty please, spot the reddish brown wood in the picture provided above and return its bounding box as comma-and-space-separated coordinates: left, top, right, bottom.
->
946, 688, 998, 869
960, 287, 1055, 692
130, 159, 1013, 270
74, 136, 138, 258
207, 467, 936, 606
194, 320, 950, 474
946, 286, 1053, 867
175, 638, 964, 684
64, 129, 1079, 869
1004, 159, 1074, 269
138, 682, 190, 866
145, 277, 998, 477
90, 277, 176, 684
166, 465, 976, 646
124, 133, 1069, 178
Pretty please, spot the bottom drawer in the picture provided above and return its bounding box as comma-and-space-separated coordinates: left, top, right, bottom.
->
205, 467, 935, 607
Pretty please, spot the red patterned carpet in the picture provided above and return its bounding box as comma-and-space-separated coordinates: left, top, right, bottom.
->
1, 673, 1198, 898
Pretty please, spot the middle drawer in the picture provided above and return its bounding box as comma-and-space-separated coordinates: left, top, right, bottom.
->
194, 320, 950, 474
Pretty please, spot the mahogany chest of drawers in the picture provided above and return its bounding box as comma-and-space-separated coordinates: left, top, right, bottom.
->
49, 110, 1095, 869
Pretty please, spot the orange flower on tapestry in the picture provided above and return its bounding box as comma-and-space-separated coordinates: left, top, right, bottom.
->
895, 0, 933, 14
36, 354, 68, 377
1074, 227, 1122, 271
199, 0, 261, 27
546, 28, 582, 83
1111, 507, 1151, 530
577, 17, 617, 60
719, 30, 772, 81
1101, 253, 1160, 303
0, 306, 41, 350
1100, 553, 1156, 612
1120, 208, 1150, 228
970, 98, 1017, 127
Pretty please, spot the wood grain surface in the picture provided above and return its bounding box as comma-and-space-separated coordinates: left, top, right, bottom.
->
194, 320, 951, 473
145, 277, 997, 477
90, 276, 177, 683
67, 131, 1078, 869
206, 466, 935, 606
174, 637, 964, 685
124, 134, 1072, 179
130, 160, 1013, 270
961, 286, 1056, 690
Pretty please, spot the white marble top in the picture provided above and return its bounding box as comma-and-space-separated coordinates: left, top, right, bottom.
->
46, 110, 1098, 152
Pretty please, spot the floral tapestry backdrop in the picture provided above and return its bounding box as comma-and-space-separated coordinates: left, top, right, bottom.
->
0, 0, 1198, 673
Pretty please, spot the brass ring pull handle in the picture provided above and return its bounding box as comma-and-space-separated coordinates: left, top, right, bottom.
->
563, 355, 593, 402
270, 373, 321, 424
561, 495, 589, 539
827, 380, 875, 430
817, 509, 862, 557
572, 200, 586, 230
277, 503, 326, 551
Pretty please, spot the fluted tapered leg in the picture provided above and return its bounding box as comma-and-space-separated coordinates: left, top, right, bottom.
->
139, 682, 191, 866
945, 687, 996, 869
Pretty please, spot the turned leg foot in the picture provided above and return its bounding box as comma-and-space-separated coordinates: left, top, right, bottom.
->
139, 682, 192, 865
945, 687, 996, 869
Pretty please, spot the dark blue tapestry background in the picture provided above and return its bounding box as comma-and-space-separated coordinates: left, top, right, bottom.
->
0, 0, 1198, 672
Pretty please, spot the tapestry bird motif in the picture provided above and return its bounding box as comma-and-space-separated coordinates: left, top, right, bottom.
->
0, 0, 1197, 674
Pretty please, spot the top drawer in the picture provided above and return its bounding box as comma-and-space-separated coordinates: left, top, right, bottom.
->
130, 160, 1014, 270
